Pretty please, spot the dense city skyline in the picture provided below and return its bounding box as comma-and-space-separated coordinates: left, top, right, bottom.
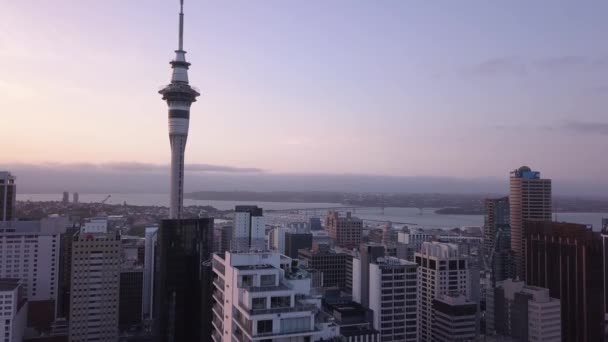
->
2, 1, 608, 181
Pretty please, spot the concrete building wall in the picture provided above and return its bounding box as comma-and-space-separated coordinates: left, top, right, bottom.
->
68, 230, 120, 342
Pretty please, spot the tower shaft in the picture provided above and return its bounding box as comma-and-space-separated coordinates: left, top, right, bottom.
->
159, 0, 200, 219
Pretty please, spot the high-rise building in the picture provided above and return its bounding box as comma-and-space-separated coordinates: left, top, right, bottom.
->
153, 218, 214, 342
431, 294, 477, 342
69, 221, 121, 342
119, 268, 144, 332
325, 211, 362, 249
57, 225, 80, 319
352, 243, 386, 307
0, 216, 66, 327
367, 257, 418, 342
525, 221, 604, 342
159, 0, 200, 219
0, 172, 16, 224
484, 196, 514, 304
415, 242, 472, 342
483, 197, 509, 257
231, 205, 265, 252
298, 246, 351, 290
493, 278, 561, 342
309, 217, 322, 231
73, 192, 79, 204
602, 218, 608, 319
0, 279, 27, 342
211, 251, 318, 342
269, 226, 289, 253
509, 166, 551, 280
62, 191, 69, 204
284, 232, 312, 259
142, 226, 158, 320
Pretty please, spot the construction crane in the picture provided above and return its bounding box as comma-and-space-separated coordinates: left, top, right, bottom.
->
100, 195, 111, 205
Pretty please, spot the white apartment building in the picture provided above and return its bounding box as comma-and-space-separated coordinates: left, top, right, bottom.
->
368, 257, 418, 342
69, 221, 121, 342
0, 216, 67, 304
416, 242, 471, 342
0, 279, 27, 342
270, 227, 290, 254
142, 226, 158, 319
397, 229, 434, 249
232, 206, 266, 252
211, 251, 319, 342
432, 294, 477, 342
494, 279, 561, 341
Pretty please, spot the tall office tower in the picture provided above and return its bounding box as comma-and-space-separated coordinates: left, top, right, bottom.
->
431, 294, 477, 342
602, 218, 608, 318
119, 268, 144, 332
231, 205, 265, 252
509, 166, 551, 280
62, 191, 69, 204
270, 226, 289, 253
367, 257, 418, 342
153, 218, 214, 342
142, 226, 158, 320
525, 221, 604, 342
0, 216, 66, 327
309, 217, 322, 231
73, 192, 79, 204
493, 279, 561, 341
353, 243, 387, 307
159, 0, 200, 219
69, 222, 121, 342
57, 225, 80, 319
483, 197, 509, 257
415, 242, 471, 342
0, 172, 16, 224
325, 211, 362, 249
0, 279, 27, 342
484, 196, 514, 299
284, 232, 312, 259
211, 251, 318, 342
298, 245, 351, 290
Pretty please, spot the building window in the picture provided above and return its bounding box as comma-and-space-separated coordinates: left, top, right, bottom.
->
260, 274, 276, 287
257, 320, 273, 334
252, 297, 266, 310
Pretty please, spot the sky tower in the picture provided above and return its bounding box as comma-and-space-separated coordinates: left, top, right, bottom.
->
159, 0, 200, 219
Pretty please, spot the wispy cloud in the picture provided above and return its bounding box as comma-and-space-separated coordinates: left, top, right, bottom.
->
466, 55, 608, 78
492, 121, 608, 137
466, 57, 527, 77
561, 121, 608, 136
5, 162, 264, 174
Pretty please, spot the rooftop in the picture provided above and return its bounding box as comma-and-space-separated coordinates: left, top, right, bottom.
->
0, 279, 20, 291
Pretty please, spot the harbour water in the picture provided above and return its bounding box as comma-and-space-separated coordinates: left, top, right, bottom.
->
17, 193, 608, 231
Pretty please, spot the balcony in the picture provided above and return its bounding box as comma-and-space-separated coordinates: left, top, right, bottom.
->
211, 331, 222, 342
255, 327, 318, 339
239, 302, 318, 316
212, 303, 224, 319
213, 291, 224, 304
243, 284, 290, 293
212, 316, 223, 333
213, 278, 225, 290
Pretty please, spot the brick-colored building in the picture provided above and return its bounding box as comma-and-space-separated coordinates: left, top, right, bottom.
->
325, 211, 362, 249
